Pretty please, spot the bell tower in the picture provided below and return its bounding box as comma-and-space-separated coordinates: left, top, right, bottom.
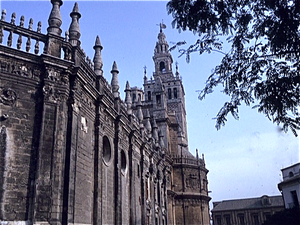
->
144, 23, 189, 155
153, 23, 173, 82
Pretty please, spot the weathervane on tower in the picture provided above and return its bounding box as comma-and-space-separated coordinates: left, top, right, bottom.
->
158, 20, 166, 32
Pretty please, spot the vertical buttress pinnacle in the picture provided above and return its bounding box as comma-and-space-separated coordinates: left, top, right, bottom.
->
47, 0, 63, 36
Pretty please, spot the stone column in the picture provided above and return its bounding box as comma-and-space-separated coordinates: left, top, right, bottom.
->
114, 117, 122, 224
33, 66, 70, 224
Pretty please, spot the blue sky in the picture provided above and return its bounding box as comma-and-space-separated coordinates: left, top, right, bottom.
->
1, 0, 299, 205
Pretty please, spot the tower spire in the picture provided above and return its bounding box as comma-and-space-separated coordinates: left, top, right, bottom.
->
143, 66, 147, 83
125, 81, 132, 115
111, 61, 120, 98
153, 22, 173, 77
93, 35, 103, 76
69, 2, 81, 46
175, 61, 180, 78
47, 0, 63, 36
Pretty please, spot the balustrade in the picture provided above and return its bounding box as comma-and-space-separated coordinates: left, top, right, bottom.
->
0, 9, 72, 61
173, 155, 205, 166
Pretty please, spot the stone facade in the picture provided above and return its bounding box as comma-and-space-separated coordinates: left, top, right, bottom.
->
0, 1, 210, 225
278, 162, 300, 209
211, 195, 284, 225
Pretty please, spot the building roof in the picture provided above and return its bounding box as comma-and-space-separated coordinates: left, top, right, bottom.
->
212, 195, 284, 212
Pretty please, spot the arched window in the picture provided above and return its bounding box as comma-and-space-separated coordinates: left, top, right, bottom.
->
168, 88, 172, 99
173, 88, 177, 99
132, 93, 136, 103
156, 95, 161, 104
121, 150, 126, 172
159, 61, 165, 72
103, 136, 111, 163
147, 91, 151, 101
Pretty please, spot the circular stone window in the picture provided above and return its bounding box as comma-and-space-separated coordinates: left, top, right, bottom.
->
103, 136, 111, 163
121, 150, 126, 172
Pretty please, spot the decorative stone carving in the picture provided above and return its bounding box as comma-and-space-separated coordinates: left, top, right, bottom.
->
43, 84, 61, 103
0, 88, 17, 106
81, 116, 88, 133
45, 68, 59, 81
45, 67, 68, 84
1, 9, 6, 21
71, 100, 81, 113
185, 173, 200, 190
0, 59, 41, 80
28, 18, 33, 30
10, 12, 16, 25
19, 15, 24, 27
37, 21, 42, 33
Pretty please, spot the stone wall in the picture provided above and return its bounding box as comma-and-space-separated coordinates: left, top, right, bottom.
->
0, 1, 211, 225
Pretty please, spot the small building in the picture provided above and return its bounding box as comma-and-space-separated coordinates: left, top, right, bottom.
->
278, 162, 300, 209
211, 195, 284, 225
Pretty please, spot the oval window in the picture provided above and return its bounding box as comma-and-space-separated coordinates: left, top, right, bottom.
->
103, 136, 111, 163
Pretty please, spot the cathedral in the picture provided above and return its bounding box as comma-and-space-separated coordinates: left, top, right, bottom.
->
0, 1, 210, 224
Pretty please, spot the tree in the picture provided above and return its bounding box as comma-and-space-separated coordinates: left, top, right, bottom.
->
167, 0, 300, 135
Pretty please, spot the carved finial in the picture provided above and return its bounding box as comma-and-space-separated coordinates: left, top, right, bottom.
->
145, 110, 152, 136
152, 119, 159, 143
28, 18, 33, 30
47, 0, 63, 36
175, 61, 180, 78
93, 35, 103, 76
19, 15, 24, 27
111, 61, 120, 98
11, 12, 16, 25
136, 97, 144, 128
65, 31, 69, 42
125, 81, 132, 115
111, 61, 118, 73
125, 81, 130, 90
143, 65, 147, 82
1, 9, 6, 21
158, 130, 165, 148
69, 2, 81, 46
37, 21, 42, 33
196, 149, 199, 160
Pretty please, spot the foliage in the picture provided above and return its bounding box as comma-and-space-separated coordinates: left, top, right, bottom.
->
167, 0, 300, 135
262, 208, 300, 225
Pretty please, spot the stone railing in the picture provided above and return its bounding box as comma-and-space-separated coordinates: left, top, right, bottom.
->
0, 10, 47, 55
173, 155, 205, 167
0, 9, 73, 61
